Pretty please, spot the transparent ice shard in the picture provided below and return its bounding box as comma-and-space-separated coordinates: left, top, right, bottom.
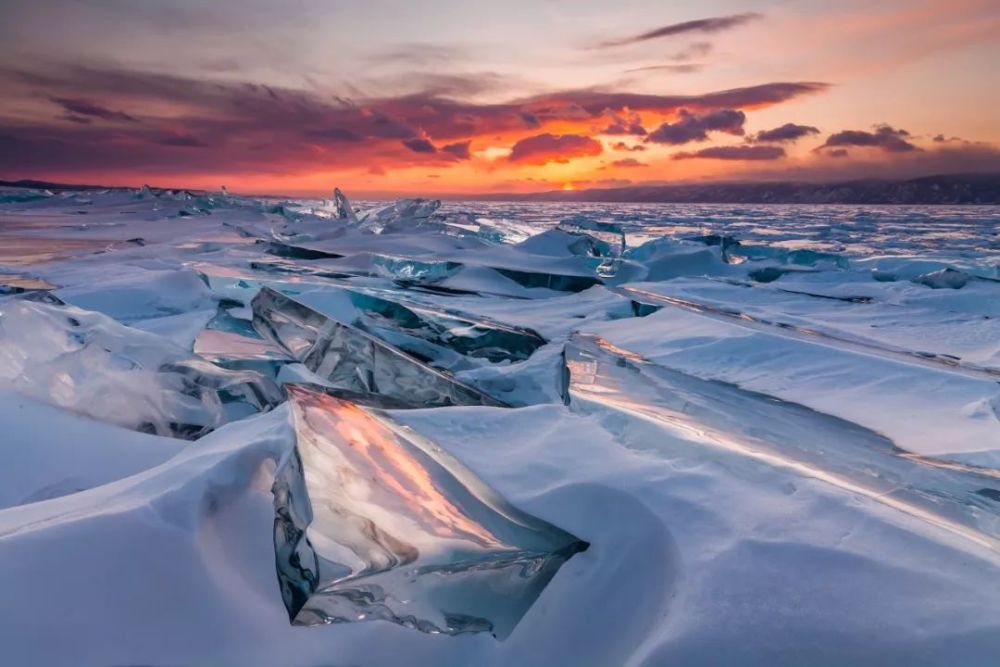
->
0, 298, 282, 439
272, 384, 588, 637
729, 244, 849, 270
193, 328, 294, 374
291, 286, 546, 368
562, 333, 1000, 552
370, 254, 461, 282
555, 216, 626, 256
261, 240, 344, 260
251, 287, 505, 407
493, 268, 601, 292
355, 198, 442, 234
912, 267, 971, 289
332, 188, 358, 222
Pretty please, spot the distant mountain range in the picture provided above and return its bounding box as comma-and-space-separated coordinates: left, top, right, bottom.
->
3, 173, 999, 204
478, 173, 1000, 205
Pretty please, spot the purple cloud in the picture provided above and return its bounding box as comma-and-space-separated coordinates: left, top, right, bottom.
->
753, 122, 820, 143
441, 140, 471, 159
402, 137, 437, 154
600, 111, 646, 136
673, 145, 786, 160
817, 125, 918, 153
646, 108, 746, 145
611, 142, 646, 152
51, 97, 136, 122
611, 158, 647, 167
598, 13, 763, 48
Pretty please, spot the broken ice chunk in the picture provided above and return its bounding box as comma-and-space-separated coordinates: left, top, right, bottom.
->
251, 287, 505, 407
912, 267, 972, 289
562, 333, 1000, 552
331, 188, 357, 222
0, 298, 281, 439
193, 328, 294, 374
289, 286, 546, 368
272, 384, 588, 637
354, 198, 442, 234
555, 216, 626, 256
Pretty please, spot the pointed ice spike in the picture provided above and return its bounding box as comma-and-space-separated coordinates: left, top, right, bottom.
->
332, 188, 357, 222
562, 333, 1000, 553
251, 287, 506, 407
272, 384, 588, 637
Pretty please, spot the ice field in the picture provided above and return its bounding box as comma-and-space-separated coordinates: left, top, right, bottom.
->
1, 185, 998, 666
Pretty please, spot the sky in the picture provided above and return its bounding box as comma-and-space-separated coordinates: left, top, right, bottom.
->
0, 0, 998, 197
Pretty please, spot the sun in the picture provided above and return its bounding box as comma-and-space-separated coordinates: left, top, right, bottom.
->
562, 182, 575, 191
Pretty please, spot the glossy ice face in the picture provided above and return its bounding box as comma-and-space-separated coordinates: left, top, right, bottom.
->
252, 287, 507, 408
563, 333, 1000, 553
273, 384, 588, 638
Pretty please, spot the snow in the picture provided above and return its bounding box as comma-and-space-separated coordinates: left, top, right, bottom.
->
0, 186, 998, 666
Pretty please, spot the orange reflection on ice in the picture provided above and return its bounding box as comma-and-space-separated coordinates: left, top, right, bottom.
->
288, 385, 505, 548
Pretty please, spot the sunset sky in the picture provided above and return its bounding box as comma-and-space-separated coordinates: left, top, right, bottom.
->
1, 0, 998, 197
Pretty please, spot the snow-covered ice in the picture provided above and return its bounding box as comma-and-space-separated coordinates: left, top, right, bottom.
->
0, 185, 998, 666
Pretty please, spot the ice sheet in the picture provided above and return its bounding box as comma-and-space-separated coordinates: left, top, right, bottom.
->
1, 186, 998, 666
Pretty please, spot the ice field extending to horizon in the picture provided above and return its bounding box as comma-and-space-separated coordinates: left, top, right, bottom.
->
1, 184, 999, 666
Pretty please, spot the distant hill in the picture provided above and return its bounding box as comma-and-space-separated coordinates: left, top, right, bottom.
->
0, 178, 114, 192
479, 173, 1000, 205
4, 173, 999, 204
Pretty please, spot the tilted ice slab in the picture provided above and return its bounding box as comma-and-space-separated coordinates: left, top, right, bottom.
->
562, 333, 1000, 552
0, 298, 283, 438
584, 301, 1000, 464
252, 287, 505, 407
619, 279, 1000, 377
273, 384, 588, 637
285, 285, 546, 369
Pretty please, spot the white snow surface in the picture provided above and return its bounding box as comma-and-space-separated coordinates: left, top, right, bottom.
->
0, 187, 998, 666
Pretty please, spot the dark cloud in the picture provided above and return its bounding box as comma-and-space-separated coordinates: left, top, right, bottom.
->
753, 122, 820, 143
597, 13, 763, 48
600, 111, 646, 135
611, 158, 647, 167
816, 124, 918, 153
611, 142, 646, 152
441, 140, 471, 159
402, 137, 437, 154
646, 108, 746, 145
519, 111, 541, 128
673, 145, 786, 160
828, 149, 849, 158
51, 97, 136, 122
508, 133, 603, 165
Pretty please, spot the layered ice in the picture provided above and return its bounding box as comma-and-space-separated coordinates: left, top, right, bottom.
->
273, 384, 587, 637
0, 298, 282, 438
251, 287, 506, 407
562, 333, 1000, 551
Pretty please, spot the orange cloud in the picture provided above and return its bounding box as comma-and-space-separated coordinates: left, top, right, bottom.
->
507, 133, 603, 165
